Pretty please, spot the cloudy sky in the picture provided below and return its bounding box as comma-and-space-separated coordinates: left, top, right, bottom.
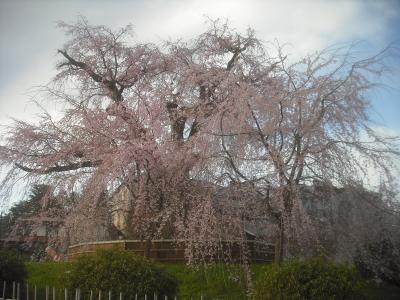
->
0, 0, 399, 129
0, 0, 399, 208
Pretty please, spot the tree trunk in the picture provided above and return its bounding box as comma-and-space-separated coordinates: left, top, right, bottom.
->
274, 185, 295, 262
275, 215, 285, 263
145, 238, 152, 258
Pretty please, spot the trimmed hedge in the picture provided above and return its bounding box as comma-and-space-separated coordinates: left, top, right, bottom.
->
254, 257, 366, 300
67, 249, 177, 298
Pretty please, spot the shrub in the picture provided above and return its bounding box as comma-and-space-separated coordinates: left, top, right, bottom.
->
67, 249, 177, 298
254, 257, 366, 300
0, 248, 27, 282
355, 238, 400, 286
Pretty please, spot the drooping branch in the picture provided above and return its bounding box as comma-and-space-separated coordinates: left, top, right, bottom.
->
0, 18, 398, 268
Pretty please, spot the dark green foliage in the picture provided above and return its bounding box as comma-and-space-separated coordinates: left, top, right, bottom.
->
355, 238, 400, 286
365, 281, 400, 300
254, 257, 366, 300
66, 249, 177, 298
0, 185, 48, 239
0, 249, 27, 282
25, 261, 400, 299
28, 261, 265, 299
8, 185, 49, 223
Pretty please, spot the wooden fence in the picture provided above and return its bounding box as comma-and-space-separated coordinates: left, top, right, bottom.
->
68, 239, 275, 263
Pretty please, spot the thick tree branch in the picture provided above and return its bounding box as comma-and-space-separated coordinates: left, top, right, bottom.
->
58, 49, 124, 102
15, 160, 102, 174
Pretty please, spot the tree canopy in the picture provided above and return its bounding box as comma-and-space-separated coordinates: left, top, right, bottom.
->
0, 18, 398, 263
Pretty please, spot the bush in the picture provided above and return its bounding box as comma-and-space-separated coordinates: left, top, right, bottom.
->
355, 238, 400, 286
0, 248, 27, 282
67, 249, 177, 298
254, 257, 366, 300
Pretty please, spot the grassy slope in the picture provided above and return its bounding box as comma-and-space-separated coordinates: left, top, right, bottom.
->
26, 262, 400, 299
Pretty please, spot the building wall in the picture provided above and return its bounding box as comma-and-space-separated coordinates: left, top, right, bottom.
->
110, 186, 132, 235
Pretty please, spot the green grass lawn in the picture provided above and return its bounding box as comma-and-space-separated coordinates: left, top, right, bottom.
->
25, 262, 73, 299
26, 261, 73, 289
25, 262, 400, 299
165, 263, 269, 299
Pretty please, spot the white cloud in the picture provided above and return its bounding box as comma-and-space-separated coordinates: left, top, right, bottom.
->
1, 0, 398, 130
0, 56, 58, 126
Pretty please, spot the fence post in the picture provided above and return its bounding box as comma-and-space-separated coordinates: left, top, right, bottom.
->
34, 285, 37, 300
108, 290, 111, 300
26, 284, 29, 300
65, 288, 68, 300
164, 296, 168, 300
98, 290, 101, 300
135, 293, 137, 300
119, 292, 122, 300
2, 281, 5, 300
53, 287, 56, 300
12, 281, 15, 300
46, 286, 49, 300
17, 283, 20, 300
90, 290, 93, 300
154, 292, 157, 300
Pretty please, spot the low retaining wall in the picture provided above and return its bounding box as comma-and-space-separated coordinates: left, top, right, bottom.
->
68, 239, 275, 263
